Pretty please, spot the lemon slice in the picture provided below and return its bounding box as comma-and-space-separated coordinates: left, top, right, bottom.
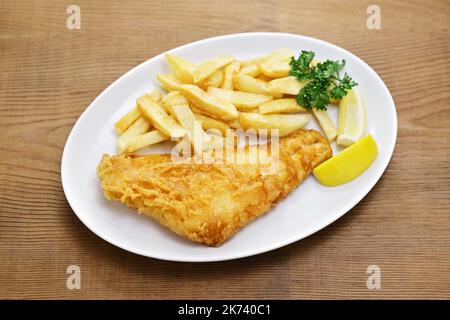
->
313, 135, 378, 186
337, 88, 366, 146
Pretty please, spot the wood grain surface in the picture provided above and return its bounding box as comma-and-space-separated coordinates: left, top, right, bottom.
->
1, 0, 449, 299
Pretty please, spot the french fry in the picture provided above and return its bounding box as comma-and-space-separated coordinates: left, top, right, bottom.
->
207, 87, 273, 111
267, 76, 307, 95
124, 130, 170, 153
146, 89, 170, 114
190, 105, 209, 116
114, 89, 164, 135
148, 88, 163, 102
165, 53, 195, 83
193, 113, 230, 136
257, 48, 293, 78
114, 49, 344, 155
268, 48, 294, 61
256, 74, 274, 82
164, 92, 210, 153
162, 91, 182, 116
312, 109, 337, 141
227, 119, 242, 129
137, 95, 186, 138
240, 54, 271, 68
179, 84, 238, 121
259, 98, 307, 114
258, 60, 290, 78
114, 106, 141, 135
240, 48, 293, 67
232, 69, 240, 89
157, 74, 182, 92
330, 98, 340, 105
221, 61, 240, 90
117, 116, 152, 154
238, 112, 311, 137
199, 69, 223, 89
240, 64, 261, 77
162, 90, 184, 114
193, 56, 234, 83
236, 73, 282, 98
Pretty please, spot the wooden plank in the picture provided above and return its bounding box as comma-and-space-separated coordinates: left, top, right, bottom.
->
0, 0, 449, 299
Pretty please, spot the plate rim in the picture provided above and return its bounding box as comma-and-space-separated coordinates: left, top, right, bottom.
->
61, 32, 398, 262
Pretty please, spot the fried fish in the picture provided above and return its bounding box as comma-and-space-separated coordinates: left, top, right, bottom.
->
97, 129, 332, 246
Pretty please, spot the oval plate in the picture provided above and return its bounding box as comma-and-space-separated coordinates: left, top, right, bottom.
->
61, 33, 397, 262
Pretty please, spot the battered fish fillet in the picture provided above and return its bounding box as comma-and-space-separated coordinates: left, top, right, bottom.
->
97, 129, 332, 246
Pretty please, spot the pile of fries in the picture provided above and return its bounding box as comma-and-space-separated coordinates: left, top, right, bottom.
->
114, 48, 338, 154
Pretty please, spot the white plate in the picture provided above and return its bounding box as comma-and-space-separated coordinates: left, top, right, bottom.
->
61, 32, 397, 262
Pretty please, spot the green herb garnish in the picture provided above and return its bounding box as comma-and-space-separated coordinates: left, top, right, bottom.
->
289, 50, 358, 110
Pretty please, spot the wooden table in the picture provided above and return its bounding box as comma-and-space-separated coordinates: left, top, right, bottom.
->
1, 0, 449, 299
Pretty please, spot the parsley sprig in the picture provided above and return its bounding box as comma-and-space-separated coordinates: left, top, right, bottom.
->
289, 50, 358, 110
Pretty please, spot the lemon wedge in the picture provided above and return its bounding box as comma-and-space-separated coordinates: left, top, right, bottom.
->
337, 88, 366, 146
313, 135, 378, 186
